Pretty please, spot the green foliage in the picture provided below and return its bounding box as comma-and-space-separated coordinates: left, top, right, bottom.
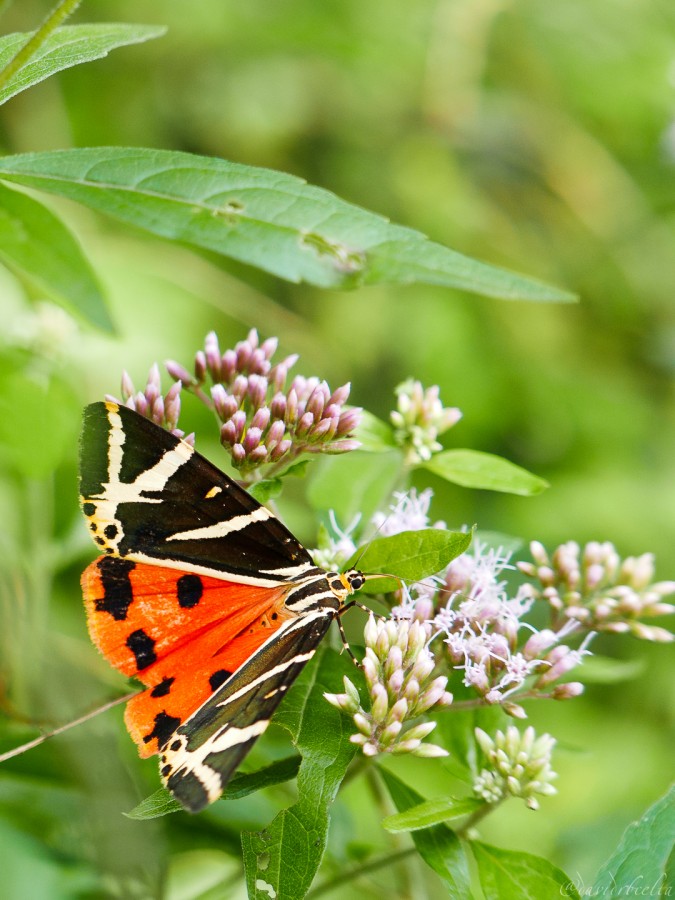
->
0, 181, 112, 332
381, 796, 483, 834
0, 23, 165, 106
592, 785, 675, 895
380, 769, 472, 898
423, 449, 549, 496
241, 648, 362, 900
471, 843, 581, 900
348, 528, 472, 593
0, 147, 574, 299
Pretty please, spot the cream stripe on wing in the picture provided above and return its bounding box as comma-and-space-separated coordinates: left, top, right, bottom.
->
166, 506, 272, 541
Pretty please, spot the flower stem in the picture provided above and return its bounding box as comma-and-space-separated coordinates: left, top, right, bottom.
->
306, 846, 417, 899
0, 0, 84, 96
456, 799, 500, 838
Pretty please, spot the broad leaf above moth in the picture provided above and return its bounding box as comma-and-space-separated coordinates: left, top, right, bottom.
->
79, 401, 367, 813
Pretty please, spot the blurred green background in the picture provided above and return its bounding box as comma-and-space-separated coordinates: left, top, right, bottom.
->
0, 0, 673, 897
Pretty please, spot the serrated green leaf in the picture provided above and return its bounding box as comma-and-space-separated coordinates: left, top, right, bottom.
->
241, 648, 363, 900
472, 842, 580, 900
380, 769, 472, 898
125, 755, 303, 820
0, 148, 575, 299
424, 449, 548, 496
382, 796, 483, 833
0, 24, 166, 106
592, 785, 675, 895
0, 182, 113, 332
348, 529, 472, 593
355, 410, 397, 452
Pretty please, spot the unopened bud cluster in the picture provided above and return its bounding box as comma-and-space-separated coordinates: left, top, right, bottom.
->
166, 330, 361, 475
473, 726, 557, 810
325, 615, 452, 757
518, 541, 675, 642
115, 364, 191, 443
390, 379, 461, 465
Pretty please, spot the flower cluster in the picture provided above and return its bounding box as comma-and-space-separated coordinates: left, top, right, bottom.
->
371, 487, 445, 537
115, 364, 191, 442
324, 614, 452, 757
390, 379, 461, 465
430, 542, 588, 714
473, 725, 558, 810
166, 330, 361, 476
518, 541, 675, 642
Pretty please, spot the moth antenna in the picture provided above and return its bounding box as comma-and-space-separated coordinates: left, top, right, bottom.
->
0, 690, 140, 764
349, 504, 397, 570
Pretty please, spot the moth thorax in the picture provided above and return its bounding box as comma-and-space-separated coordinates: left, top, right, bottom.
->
327, 569, 366, 600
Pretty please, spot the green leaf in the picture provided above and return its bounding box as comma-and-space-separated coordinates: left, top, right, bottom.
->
423, 450, 548, 496
241, 648, 362, 900
0, 24, 166, 106
348, 528, 472, 593
355, 410, 397, 452
125, 790, 183, 821
380, 769, 473, 898
382, 796, 483, 833
0, 182, 113, 332
592, 785, 675, 895
0, 148, 575, 299
248, 478, 283, 504
125, 755, 303, 819
471, 842, 580, 900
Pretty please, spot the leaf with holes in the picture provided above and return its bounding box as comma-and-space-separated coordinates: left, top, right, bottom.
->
0, 147, 576, 299
241, 648, 364, 900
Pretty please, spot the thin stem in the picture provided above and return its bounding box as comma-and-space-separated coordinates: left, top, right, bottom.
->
0, 690, 139, 763
0, 0, 84, 95
306, 846, 417, 899
455, 799, 502, 838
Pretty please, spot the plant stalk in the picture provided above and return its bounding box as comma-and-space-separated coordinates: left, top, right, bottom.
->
0, 0, 84, 95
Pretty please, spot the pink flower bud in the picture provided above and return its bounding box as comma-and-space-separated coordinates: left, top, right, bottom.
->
194, 350, 207, 382
336, 407, 362, 436
204, 332, 222, 379
220, 348, 237, 382
552, 682, 584, 699
270, 439, 292, 461
121, 370, 135, 401
232, 443, 245, 465
165, 359, 193, 386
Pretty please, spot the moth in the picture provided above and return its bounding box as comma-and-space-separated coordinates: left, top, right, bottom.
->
80, 401, 365, 813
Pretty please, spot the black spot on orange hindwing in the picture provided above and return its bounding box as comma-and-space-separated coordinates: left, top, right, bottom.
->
143, 711, 181, 749
95, 557, 136, 621
126, 629, 156, 670
150, 677, 175, 698
209, 669, 232, 691
176, 574, 203, 608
